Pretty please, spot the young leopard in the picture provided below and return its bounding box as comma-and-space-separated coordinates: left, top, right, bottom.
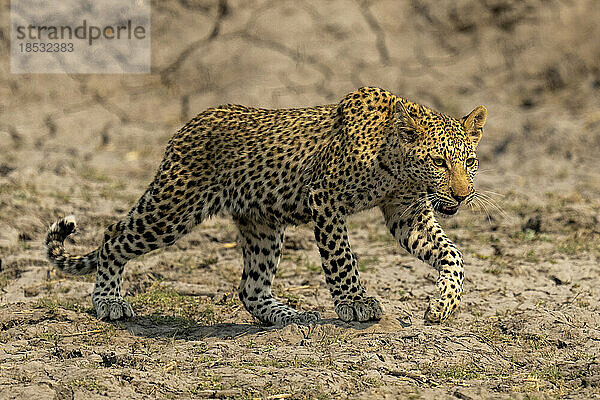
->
45, 87, 487, 325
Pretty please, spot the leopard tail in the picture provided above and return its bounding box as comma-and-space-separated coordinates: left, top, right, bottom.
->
45, 216, 98, 275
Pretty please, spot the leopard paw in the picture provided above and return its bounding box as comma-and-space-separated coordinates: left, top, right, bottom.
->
93, 296, 135, 320
335, 296, 383, 322
424, 297, 458, 323
291, 310, 321, 325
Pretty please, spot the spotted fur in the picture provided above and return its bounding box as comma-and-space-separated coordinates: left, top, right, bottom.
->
45, 87, 487, 324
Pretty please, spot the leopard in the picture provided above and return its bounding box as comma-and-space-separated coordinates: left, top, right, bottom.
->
45, 86, 487, 325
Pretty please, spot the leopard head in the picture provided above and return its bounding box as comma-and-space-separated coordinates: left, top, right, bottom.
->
394, 99, 487, 216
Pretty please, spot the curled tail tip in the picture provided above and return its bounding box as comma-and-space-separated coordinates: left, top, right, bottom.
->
54, 215, 77, 235
46, 215, 77, 245
45, 215, 96, 275
63, 214, 77, 226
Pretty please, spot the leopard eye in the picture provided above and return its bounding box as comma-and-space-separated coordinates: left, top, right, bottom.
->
465, 157, 477, 167
432, 157, 447, 168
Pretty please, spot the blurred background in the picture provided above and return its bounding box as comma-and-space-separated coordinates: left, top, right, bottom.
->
3, 0, 600, 246
2, 0, 600, 214
1, 1, 600, 397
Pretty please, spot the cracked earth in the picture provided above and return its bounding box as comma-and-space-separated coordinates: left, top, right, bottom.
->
1, 0, 600, 398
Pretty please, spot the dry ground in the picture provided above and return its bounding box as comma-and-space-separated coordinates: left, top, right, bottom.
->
2, 0, 600, 399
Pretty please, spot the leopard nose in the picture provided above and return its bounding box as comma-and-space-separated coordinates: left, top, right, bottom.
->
451, 193, 467, 203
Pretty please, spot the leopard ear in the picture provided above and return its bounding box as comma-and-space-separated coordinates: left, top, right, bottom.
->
462, 105, 487, 147
394, 99, 421, 142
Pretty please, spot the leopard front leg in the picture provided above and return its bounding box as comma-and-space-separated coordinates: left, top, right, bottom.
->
310, 190, 383, 322
381, 200, 464, 323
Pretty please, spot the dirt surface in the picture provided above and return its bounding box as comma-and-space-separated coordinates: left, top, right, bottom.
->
2, 0, 600, 399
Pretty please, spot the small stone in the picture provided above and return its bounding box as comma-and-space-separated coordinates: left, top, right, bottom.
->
365, 369, 382, 381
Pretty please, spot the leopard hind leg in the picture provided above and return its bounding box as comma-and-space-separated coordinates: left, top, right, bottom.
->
92, 188, 206, 320
234, 216, 321, 325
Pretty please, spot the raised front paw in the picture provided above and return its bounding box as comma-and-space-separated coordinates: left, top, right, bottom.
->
93, 296, 135, 320
335, 296, 384, 322
424, 296, 459, 323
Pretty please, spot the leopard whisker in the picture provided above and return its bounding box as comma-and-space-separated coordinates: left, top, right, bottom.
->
472, 196, 493, 222
478, 189, 505, 198
475, 193, 511, 222
398, 197, 424, 220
